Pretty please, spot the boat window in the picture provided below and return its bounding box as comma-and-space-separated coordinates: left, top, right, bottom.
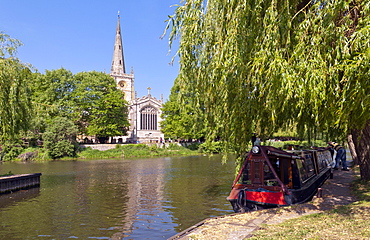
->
238, 161, 251, 184
263, 160, 280, 186
254, 161, 260, 179
317, 151, 333, 171
279, 158, 291, 185
252, 160, 262, 184
297, 154, 316, 182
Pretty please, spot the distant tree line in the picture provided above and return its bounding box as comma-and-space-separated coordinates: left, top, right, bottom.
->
0, 32, 129, 160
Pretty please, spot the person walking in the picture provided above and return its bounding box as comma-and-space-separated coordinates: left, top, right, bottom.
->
328, 141, 349, 171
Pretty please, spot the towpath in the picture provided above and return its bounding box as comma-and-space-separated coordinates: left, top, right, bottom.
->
169, 169, 356, 240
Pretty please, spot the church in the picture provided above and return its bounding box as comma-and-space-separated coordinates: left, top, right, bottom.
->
110, 13, 164, 144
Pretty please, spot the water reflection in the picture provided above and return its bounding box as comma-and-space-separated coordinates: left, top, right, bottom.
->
0, 155, 235, 239
0, 187, 40, 209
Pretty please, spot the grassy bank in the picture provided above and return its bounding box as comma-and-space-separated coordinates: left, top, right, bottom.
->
16, 143, 199, 162
77, 143, 199, 160
249, 168, 370, 240
9, 139, 326, 162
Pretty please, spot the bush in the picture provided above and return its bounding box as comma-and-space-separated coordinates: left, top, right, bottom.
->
78, 147, 118, 159
185, 142, 201, 150
167, 143, 183, 150
48, 140, 76, 159
149, 144, 158, 152
43, 117, 78, 159
199, 141, 224, 154
0, 143, 23, 161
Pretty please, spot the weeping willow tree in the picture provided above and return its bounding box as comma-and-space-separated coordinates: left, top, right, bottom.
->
0, 33, 32, 143
165, 0, 370, 179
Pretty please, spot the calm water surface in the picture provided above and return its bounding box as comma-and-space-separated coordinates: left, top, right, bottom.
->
0, 155, 236, 239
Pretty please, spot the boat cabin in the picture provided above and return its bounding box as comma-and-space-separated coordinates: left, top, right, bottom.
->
228, 145, 334, 212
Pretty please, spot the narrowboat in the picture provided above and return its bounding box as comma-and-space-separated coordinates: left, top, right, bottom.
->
227, 145, 334, 213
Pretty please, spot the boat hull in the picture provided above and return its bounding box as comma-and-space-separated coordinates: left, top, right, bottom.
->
227, 145, 334, 213
228, 167, 332, 213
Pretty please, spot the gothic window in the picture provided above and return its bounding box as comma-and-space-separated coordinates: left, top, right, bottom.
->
140, 106, 158, 130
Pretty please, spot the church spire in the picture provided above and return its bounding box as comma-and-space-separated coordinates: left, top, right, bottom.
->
111, 11, 126, 75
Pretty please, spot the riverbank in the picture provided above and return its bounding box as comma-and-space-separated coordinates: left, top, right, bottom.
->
14, 143, 200, 162
77, 143, 199, 160
11, 140, 327, 162
171, 167, 368, 240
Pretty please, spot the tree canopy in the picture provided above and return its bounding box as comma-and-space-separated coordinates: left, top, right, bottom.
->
31, 69, 129, 143
73, 71, 129, 140
161, 80, 206, 140
0, 33, 32, 143
165, 0, 370, 179
1, 31, 130, 159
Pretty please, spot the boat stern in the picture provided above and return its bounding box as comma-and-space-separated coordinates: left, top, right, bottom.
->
227, 186, 289, 212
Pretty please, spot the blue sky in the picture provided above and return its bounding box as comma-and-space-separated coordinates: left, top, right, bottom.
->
0, 0, 181, 100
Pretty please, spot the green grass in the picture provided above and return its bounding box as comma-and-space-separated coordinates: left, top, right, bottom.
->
74, 143, 199, 160
12, 143, 199, 161
0, 171, 14, 177
249, 204, 370, 239
248, 168, 370, 240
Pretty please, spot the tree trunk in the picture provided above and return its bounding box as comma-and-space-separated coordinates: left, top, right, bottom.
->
350, 121, 370, 180
348, 131, 359, 165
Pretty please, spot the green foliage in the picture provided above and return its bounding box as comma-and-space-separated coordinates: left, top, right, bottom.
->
23, 147, 47, 157
78, 147, 117, 159
30, 69, 130, 140
184, 142, 201, 151
161, 80, 206, 140
167, 143, 184, 150
149, 144, 158, 152
73, 71, 129, 137
164, 0, 370, 164
0, 58, 32, 143
0, 171, 14, 177
0, 32, 23, 58
199, 141, 224, 154
0, 142, 23, 161
78, 143, 197, 159
263, 140, 327, 149
43, 117, 78, 159
31, 68, 75, 121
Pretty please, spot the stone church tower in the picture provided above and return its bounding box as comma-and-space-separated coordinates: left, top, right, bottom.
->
110, 12, 135, 103
110, 12, 164, 143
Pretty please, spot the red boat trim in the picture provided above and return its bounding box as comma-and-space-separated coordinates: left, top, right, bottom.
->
246, 189, 288, 206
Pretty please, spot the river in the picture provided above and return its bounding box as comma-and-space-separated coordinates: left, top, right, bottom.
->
0, 155, 236, 239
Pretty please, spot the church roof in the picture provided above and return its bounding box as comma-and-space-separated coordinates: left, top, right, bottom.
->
110, 11, 126, 75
